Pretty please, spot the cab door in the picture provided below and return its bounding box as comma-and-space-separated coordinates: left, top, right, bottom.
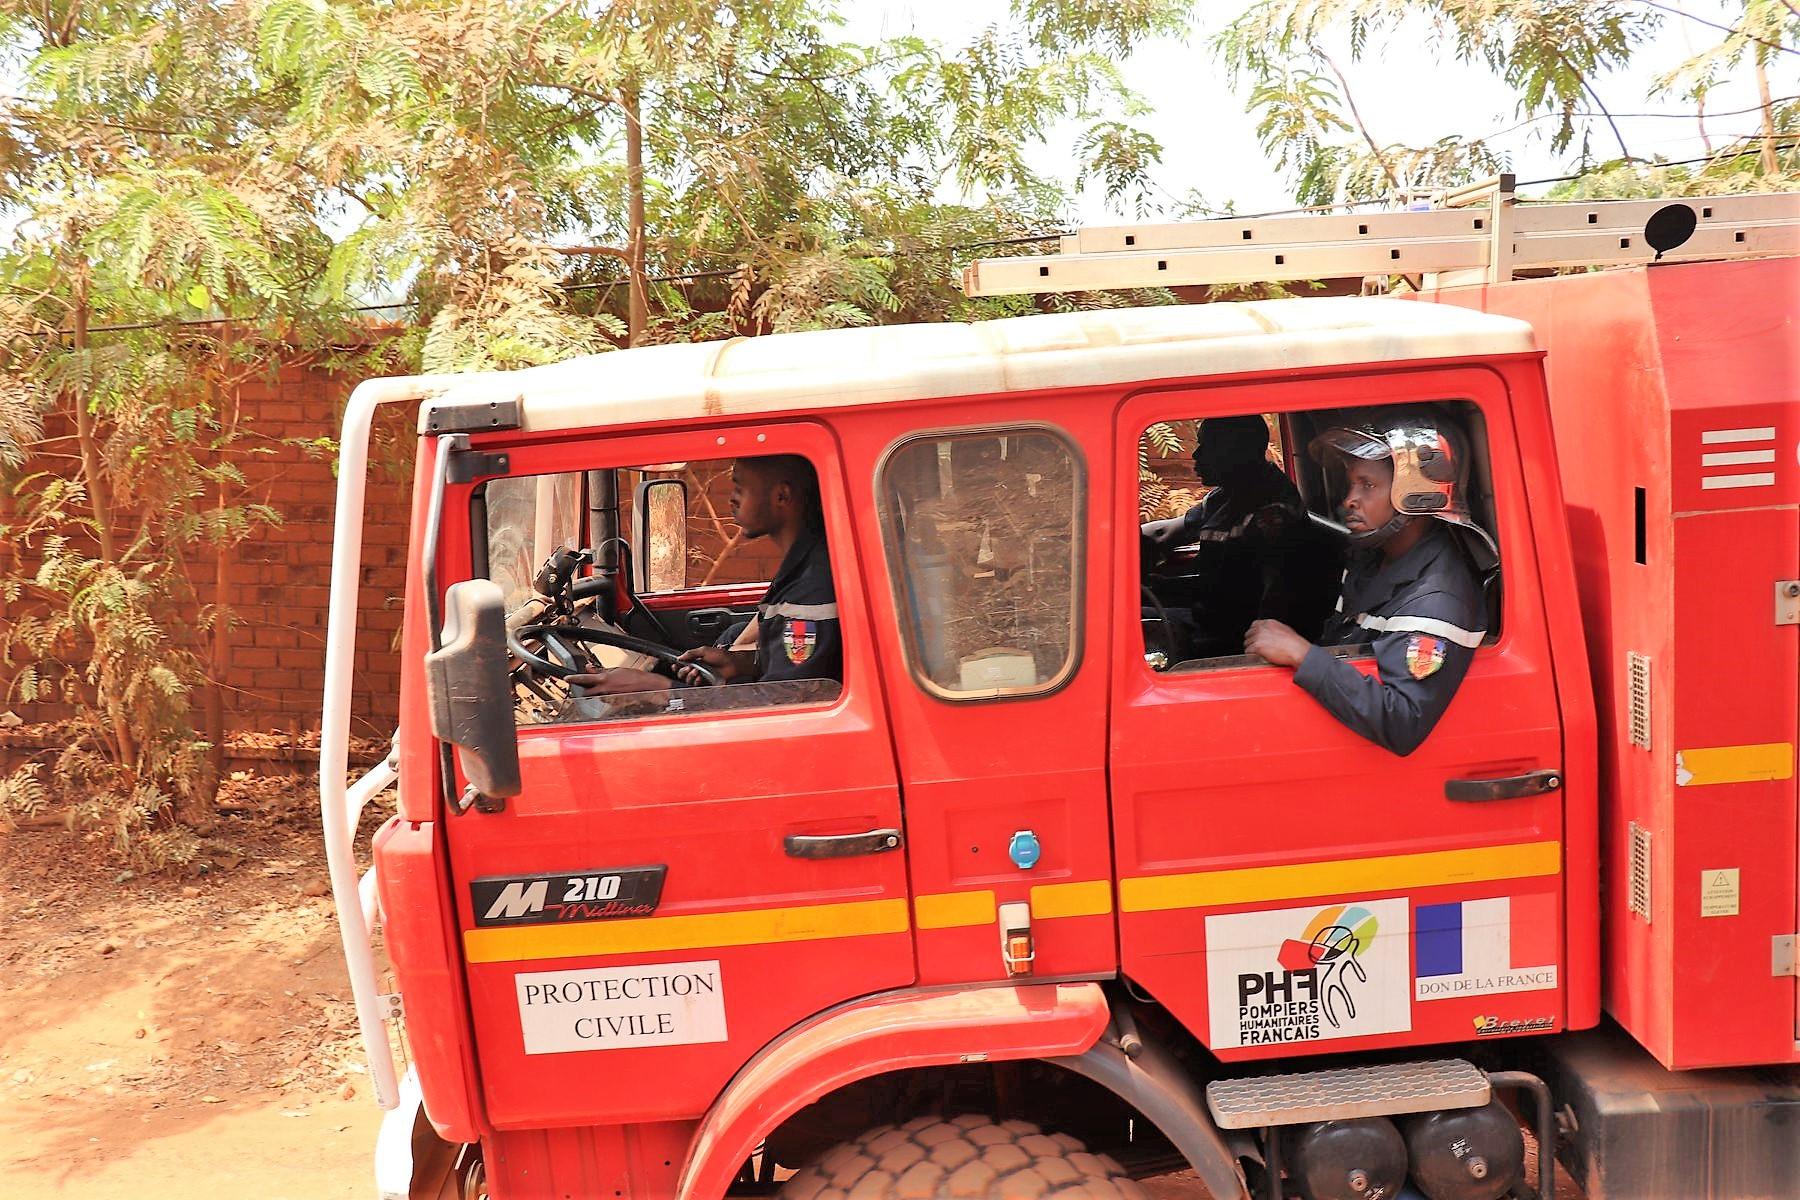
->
840, 400, 1120, 986
436, 420, 913, 1129
1110, 368, 1569, 1061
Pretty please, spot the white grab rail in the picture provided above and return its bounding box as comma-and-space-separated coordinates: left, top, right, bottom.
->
319, 373, 458, 1110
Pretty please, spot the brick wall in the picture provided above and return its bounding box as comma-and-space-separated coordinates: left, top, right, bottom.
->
4, 361, 415, 744
230, 364, 415, 740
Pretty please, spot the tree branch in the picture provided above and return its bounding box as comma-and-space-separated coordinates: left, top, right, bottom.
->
523, 80, 619, 107
1582, 78, 1634, 160
1313, 46, 1401, 195
1631, 1, 1799, 57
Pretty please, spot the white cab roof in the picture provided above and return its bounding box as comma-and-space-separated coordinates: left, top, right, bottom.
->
421, 297, 1535, 434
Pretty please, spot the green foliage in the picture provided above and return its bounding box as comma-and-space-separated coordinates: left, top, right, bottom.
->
1217, 0, 1795, 206
0, 0, 1194, 861
0, 478, 209, 867
1138, 420, 1198, 521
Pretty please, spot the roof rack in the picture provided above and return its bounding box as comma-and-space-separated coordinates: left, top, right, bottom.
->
961, 176, 1800, 297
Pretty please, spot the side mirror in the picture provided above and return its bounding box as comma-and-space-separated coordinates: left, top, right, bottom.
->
426, 579, 521, 805
633, 477, 689, 593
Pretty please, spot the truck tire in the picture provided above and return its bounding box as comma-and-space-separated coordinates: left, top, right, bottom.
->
777, 1113, 1149, 1199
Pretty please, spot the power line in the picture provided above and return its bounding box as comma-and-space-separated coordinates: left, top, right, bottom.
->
1513, 140, 1800, 188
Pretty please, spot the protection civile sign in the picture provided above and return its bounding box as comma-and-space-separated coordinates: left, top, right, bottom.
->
1205, 899, 1411, 1049
515, 960, 728, 1055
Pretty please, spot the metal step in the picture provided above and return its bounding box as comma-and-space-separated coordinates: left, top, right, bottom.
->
1206, 1058, 1490, 1129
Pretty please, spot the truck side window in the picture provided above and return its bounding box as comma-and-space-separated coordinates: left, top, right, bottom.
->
1140, 401, 1500, 672
480, 453, 847, 728
480, 472, 584, 612
878, 428, 1084, 700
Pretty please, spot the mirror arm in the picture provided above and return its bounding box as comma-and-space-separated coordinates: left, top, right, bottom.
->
421, 435, 502, 815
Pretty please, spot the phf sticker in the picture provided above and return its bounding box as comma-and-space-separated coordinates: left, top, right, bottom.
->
783, 619, 816, 664
1415, 894, 1558, 1001
1205, 899, 1411, 1049
1406, 633, 1446, 679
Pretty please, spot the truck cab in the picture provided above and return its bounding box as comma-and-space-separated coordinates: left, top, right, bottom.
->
325, 297, 1615, 1200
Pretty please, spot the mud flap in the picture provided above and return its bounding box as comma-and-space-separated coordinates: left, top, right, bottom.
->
376, 1068, 465, 1200
1050, 1034, 1250, 1200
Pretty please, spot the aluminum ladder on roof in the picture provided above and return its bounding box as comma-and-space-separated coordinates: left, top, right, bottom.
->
961, 175, 1800, 297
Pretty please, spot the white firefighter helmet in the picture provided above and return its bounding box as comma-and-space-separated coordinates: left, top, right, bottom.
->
1308, 414, 1498, 566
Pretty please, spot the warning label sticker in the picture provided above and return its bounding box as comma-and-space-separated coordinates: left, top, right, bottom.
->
515, 960, 728, 1055
1700, 868, 1740, 918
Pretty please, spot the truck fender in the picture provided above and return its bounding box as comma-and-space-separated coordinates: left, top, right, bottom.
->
1050, 1035, 1249, 1200
675, 982, 1111, 1200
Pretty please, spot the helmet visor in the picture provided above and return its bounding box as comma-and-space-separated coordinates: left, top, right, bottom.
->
1307, 426, 1391, 463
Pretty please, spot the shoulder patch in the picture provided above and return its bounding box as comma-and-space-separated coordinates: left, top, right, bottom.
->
1405, 633, 1447, 679
783, 619, 816, 664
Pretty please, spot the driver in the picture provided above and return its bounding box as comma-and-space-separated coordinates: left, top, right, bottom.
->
1242, 414, 1492, 757
569, 455, 841, 695
1141, 414, 1315, 658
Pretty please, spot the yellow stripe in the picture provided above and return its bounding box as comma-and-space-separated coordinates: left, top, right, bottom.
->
1119, 841, 1561, 914
1677, 742, 1794, 786
464, 897, 908, 964
1031, 879, 1113, 919
914, 890, 995, 929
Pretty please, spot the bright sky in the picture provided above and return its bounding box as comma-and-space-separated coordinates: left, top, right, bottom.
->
847, 1, 1794, 220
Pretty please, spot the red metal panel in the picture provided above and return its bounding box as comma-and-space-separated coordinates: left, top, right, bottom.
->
432, 421, 917, 1129
484, 1119, 694, 1200
1668, 506, 1798, 1065
675, 982, 1111, 1200
639, 582, 766, 611
1109, 363, 1573, 1063
372, 817, 484, 1143
1440, 258, 1800, 1068
1432, 271, 1676, 1059
834, 395, 1121, 986
399, 436, 447, 826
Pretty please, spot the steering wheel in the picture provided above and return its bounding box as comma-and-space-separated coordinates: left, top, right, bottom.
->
509, 623, 725, 686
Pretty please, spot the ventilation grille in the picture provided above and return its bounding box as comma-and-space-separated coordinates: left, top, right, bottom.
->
1627, 652, 1652, 750
1628, 821, 1653, 922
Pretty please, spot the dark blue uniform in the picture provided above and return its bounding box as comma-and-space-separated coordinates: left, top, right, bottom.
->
1144, 461, 1339, 654
748, 528, 842, 684
1292, 523, 1486, 756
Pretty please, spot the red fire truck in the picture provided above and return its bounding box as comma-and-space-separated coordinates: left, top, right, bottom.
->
321, 181, 1800, 1200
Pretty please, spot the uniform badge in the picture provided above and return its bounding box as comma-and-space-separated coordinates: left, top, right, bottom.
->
1406, 633, 1446, 679
783, 619, 816, 664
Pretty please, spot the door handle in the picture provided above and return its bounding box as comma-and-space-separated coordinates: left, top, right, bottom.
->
784, 828, 904, 859
1445, 769, 1563, 802
688, 608, 736, 634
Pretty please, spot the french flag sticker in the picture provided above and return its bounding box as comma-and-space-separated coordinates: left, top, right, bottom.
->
1414, 894, 1559, 1001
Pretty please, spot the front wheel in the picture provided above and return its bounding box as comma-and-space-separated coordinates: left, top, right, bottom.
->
778, 1114, 1148, 1199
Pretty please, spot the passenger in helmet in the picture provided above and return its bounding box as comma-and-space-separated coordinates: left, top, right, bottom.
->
1243, 415, 1490, 756
1141, 415, 1337, 659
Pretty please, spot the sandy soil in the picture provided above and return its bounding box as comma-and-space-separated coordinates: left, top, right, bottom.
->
0, 804, 383, 1199
0, 793, 1574, 1200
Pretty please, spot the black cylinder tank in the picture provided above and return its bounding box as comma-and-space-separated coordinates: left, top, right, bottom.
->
1287, 1116, 1409, 1200
1400, 1101, 1525, 1200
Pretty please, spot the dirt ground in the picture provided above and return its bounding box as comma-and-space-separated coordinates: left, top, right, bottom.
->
0, 784, 384, 1199
0, 784, 1573, 1200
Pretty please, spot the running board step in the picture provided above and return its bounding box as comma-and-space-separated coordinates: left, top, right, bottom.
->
1206, 1058, 1490, 1129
